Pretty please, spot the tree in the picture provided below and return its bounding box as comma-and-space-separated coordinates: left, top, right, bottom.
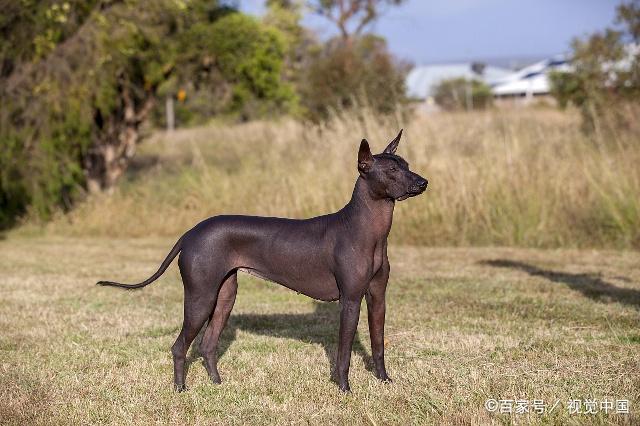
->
300, 34, 408, 121
173, 12, 297, 121
0, 1, 294, 227
263, 1, 319, 121
0, 0, 100, 77
299, 0, 408, 121
309, 0, 406, 40
549, 0, 639, 132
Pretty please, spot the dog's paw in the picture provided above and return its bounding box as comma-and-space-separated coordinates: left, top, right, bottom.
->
377, 373, 393, 383
338, 382, 351, 393
174, 383, 188, 393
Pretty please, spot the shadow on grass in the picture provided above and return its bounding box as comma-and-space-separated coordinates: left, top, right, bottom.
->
186, 301, 374, 380
480, 259, 640, 309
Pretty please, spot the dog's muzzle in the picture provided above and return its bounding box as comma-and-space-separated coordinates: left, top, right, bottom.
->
396, 179, 428, 201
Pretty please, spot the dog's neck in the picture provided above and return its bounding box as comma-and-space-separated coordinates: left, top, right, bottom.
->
340, 177, 395, 238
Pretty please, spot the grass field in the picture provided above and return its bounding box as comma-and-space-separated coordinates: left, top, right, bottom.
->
2, 108, 639, 424
28, 108, 640, 249
1, 236, 638, 425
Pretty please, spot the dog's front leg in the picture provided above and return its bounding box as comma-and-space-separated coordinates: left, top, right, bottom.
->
365, 262, 391, 383
336, 294, 363, 392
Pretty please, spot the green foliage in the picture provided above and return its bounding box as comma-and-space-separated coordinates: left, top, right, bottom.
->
0, 133, 28, 227
549, 0, 640, 132
300, 35, 407, 121
0, 0, 99, 75
548, 71, 585, 109
153, 11, 298, 126
265, 0, 306, 49
433, 78, 493, 111
0, 0, 408, 228
1, 0, 184, 225
0, 1, 295, 228
207, 13, 297, 117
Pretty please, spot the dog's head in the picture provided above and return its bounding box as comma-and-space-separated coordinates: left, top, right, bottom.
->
357, 130, 428, 201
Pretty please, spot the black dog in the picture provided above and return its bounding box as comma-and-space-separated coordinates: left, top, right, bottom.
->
98, 130, 428, 392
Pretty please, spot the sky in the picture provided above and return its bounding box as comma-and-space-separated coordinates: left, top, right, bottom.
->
239, 0, 622, 65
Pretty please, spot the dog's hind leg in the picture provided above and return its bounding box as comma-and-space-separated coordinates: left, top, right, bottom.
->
199, 271, 238, 384
171, 260, 227, 392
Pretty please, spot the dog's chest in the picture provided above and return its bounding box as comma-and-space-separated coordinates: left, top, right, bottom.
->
369, 239, 387, 276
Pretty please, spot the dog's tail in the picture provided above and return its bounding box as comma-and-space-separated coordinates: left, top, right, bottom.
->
96, 236, 183, 290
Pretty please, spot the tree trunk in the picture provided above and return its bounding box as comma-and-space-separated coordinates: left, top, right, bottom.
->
84, 81, 155, 193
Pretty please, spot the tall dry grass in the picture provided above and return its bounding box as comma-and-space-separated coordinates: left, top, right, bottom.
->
38, 107, 640, 248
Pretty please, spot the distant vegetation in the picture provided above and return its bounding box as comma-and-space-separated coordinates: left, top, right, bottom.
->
432, 78, 493, 111
549, 0, 640, 133
0, 0, 408, 228
1, 0, 638, 249
301, 35, 408, 121
1, 0, 296, 225
36, 108, 640, 249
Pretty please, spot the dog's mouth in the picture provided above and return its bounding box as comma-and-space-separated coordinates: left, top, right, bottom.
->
395, 186, 427, 201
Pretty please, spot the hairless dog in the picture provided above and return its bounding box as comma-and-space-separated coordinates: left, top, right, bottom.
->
98, 130, 428, 392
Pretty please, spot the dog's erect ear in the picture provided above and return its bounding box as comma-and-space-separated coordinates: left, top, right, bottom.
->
358, 139, 374, 174
383, 129, 403, 154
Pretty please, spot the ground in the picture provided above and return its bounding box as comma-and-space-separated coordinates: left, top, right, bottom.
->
0, 237, 638, 425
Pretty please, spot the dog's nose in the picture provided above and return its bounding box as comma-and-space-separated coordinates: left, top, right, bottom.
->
416, 179, 428, 189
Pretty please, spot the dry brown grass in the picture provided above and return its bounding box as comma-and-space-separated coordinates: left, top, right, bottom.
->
1, 236, 639, 424
25, 107, 640, 249
3, 108, 638, 424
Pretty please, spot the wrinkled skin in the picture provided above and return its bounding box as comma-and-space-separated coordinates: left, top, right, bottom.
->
98, 130, 428, 392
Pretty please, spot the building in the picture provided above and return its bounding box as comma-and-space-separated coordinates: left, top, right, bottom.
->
490, 54, 571, 103
405, 55, 571, 110
490, 45, 636, 104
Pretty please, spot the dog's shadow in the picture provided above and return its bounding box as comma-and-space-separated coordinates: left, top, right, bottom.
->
186, 301, 374, 380
480, 259, 640, 309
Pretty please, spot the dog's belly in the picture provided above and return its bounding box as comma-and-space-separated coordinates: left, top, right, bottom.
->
205, 215, 341, 301
237, 266, 340, 302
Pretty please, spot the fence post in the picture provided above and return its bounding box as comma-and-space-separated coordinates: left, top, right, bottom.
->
166, 95, 175, 132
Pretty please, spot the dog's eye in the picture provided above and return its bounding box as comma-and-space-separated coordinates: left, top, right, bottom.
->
389, 166, 397, 172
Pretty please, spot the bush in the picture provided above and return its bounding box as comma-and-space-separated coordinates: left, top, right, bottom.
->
0, 2, 295, 228
549, 1, 639, 134
433, 78, 493, 111
189, 13, 297, 120
300, 35, 408, 121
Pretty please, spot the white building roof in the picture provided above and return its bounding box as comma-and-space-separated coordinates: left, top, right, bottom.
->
491, 54, 571, 96
408, 46, 637, 100
491, 74, 550, 96
406, 63, 512, 99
